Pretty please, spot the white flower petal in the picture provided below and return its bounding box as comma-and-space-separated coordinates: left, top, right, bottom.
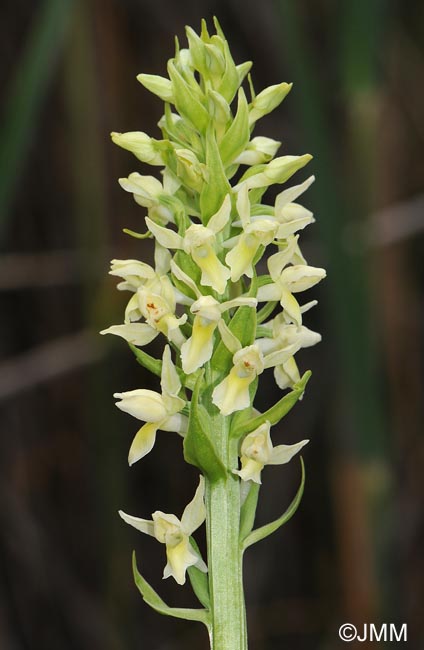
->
268, 439, 309, 465
100, 323, 157, 346
145, 217, 183, 249
207, 194, 231, 233
128, 422, 160, 465
118, 510, 156, 536
160, 345, 181, 397
181, 476, 206, 535
275, 175, 315, 212
234, 457, 264, 484
114, 389, 167, 422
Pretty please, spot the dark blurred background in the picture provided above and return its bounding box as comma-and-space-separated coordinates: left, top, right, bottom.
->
1, 1, 423, 649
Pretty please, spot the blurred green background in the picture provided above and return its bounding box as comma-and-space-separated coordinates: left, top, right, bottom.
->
1, 1, 423, 649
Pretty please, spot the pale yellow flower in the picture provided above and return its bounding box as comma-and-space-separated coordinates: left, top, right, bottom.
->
234, 421, 308, 483
119, 171, 180, 225
114, 346, 187, 465
257, 237, 326, 327
119, 476, 207, 585
212, 345, 265, 415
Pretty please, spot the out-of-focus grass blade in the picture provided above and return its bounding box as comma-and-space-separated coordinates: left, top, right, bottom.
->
0, 0, 73, 238
276, 1, 385, 458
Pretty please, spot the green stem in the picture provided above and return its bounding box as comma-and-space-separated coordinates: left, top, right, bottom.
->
205, 413, 247, 650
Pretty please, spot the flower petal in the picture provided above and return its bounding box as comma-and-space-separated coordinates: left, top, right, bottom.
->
100, 323, 157, 346
181, 476, 206, 535
163, 537, 199, 585
128, 421, 160, 465
181, 316, 217, 374
274, 356, 301, 390
234, 457, 264, 484
118, 510, 156, 536
145, 217, 183, 249
212, 369, 253, 415
268, 439, 309, 465
161, 345, 181, 397
275, 175, 315, 212
207, 194, 231, 233
114, 389, 167, 421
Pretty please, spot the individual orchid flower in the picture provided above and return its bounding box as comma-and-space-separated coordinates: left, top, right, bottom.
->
257, 237, 326, 327
233, 421, 309, 483
257, 312, 322, 356
114, 346, 187, 466
224, 185, 279, 282
212, 336, 306, 415
145, 195, 232, 293
171, 261, 257, 373
136, 276, 187, 346
119, 171, 181, 225
212, 344, 265, 415
101, 271, 186, 347
119, 476, 207, 585
100, 249, 180, 346
257, 312, 322, 391
108, 258, 156, 292
273, 175, 316, 238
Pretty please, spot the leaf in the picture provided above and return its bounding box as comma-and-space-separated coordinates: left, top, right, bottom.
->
200, 126, 230, 223
183, 372, 227, 481
219, 88, 249, 167
239, 482, 260, 541
128, 343, 162, 378
231, 371, 311, 438
132, 552, 210, 626
242, 457, 305, 550
187, 538, 210, 609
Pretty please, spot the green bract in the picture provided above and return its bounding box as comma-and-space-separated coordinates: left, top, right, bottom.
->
101, 17, 325, 650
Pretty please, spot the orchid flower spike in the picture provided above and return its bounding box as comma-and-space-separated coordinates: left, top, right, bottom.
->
234, 421, 309, 483
119, 476, 207, 585
113, 346, 187, 466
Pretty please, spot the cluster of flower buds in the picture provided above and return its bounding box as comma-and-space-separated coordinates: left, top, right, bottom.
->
102, 18, 325, 589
